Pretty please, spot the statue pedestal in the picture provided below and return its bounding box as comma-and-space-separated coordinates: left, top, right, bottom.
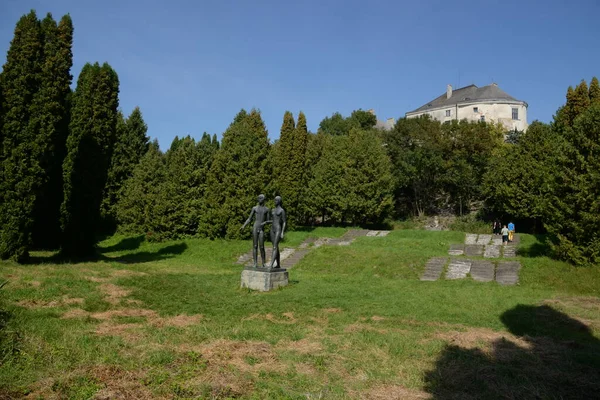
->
241, 267, 288, 292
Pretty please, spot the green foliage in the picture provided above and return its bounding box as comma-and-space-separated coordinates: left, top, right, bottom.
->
318, 109, 377, 136
198, 109, 271, 239
117, 140, 166, 236
60, 62, 120, 257
305, 129, 393, 224
0, 11, 44, 262
31, 13, 73, 249
383, 116, 503, 217
101, 107, 149, 230
589, 77, 600, 104
544, 105, 600, 265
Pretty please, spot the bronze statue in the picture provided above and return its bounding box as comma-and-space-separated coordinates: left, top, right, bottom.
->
241, 194, 270, 268
264, 196, 286, 269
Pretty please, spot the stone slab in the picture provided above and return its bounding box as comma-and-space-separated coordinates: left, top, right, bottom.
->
484, 245, 501, 258
476, 234, 492, 245
241, 268, 289, 291
492, 237, 503, 246
464, 244, 484, 257
448, 243, 464, 256
503, 245, 517, 258
496, 261, 521, 285
378, 231, 391, 237
366, 230, 379, 237
446, 260, 472, 280
465, 234, 478, 245
281, 249, 309, 269
470, 260, 495, 282
420, 257, 447, 281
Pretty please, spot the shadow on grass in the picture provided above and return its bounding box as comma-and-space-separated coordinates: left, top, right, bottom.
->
27, 242, 188, 265
517, 234, 553, 258
99, 235, 145, 253
424, 305, 600, 399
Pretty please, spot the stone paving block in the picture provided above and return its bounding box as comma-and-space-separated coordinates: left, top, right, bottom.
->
378, 231, 391, 237
470, 260, 495, 282
446, 259, 472, 280
366, 231, 379, 237
448, 243, 464, 256
465, 234, 478, 245
484, 245, 501, 258
477, 234, 492, 245
281, 249, 310, 269
492, 237, 503, 246
503, 245, 517, 258
464, 244, 484, 256
496, 261, 521, 285
420, 257, 447, 281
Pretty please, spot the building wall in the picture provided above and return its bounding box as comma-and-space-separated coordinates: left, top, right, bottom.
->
407, 101, 529, 131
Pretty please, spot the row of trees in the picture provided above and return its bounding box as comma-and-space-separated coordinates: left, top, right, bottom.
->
0, 11, 149, 261
483, 78, 600, 265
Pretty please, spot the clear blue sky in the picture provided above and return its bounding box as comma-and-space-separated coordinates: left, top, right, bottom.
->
1, 0, 599, 148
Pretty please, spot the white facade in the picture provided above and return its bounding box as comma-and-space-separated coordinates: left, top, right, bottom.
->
405, 84, 529, 131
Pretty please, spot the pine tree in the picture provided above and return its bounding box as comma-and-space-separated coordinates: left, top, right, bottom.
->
198, 109, 270, 239
0, 10, 43, 262
589, 77, 600, 104
60, 62, 119, 257
101, 106, 149, 229
270, 111, 295, 211
31, 13, 73, 249
288, 111, 309, 226
117, 140, 165, 235
571, 80, 591, 121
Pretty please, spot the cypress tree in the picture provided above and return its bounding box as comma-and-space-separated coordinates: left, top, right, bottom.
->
589, 77, 600, 104
289, 111, 309, 226
60, 62, 119, 257
31, 13, 73, 249
198, 109, 270, 239
270, 111, 295, 205
117, 140, 165, 235
0, 11, 43, 262
101, 106, 149, 229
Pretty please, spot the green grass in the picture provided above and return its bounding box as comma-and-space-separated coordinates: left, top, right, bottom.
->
1, 228, 600, 399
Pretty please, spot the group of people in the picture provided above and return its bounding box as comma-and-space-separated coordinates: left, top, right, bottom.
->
492, 220, 515, 245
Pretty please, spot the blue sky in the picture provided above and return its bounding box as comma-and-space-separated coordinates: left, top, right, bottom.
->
1, 0, 599, 148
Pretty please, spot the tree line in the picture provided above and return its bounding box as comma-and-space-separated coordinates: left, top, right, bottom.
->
1, 10, 599, 266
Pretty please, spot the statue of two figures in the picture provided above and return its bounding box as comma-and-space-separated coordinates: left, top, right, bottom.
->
241, 194, 287, 269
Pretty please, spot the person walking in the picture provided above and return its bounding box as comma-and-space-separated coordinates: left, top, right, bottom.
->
501, 225, 509, 245
508, 221, 515, 242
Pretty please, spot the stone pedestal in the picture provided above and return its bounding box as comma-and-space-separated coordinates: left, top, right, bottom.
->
241, 267, 289, 292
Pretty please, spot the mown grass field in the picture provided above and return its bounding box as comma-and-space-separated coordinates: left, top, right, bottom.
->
1, 228, 600, 399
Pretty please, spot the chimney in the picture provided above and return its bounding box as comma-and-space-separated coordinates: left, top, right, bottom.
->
446, 84, 452, 99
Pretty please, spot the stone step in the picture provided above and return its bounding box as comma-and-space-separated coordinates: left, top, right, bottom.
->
464, 244, 484, 257
476, 234, 492, 245
491, 237, 503, 246
483, 245, 501, 258
446, 259, 472, 280
465, 234, 478, 245
496, 261, 521, 285
420, 257, 447, 281
470, 260, 495, 282
503, 245, 517, 258
448, 244, 464, 256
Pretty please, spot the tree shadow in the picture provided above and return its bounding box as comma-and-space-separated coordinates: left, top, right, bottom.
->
516, 234, 553, 258
26, 241, 188, 265
424, 304, 600, 399
99, 235, 145, 253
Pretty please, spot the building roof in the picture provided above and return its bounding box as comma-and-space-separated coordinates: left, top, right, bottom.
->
406, 83, 526, 115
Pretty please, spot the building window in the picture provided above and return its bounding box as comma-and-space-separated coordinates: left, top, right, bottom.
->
473, 107, 478, 113
446, 110, 451, 117
480, 115, 485, 122
512, 108, 518, 120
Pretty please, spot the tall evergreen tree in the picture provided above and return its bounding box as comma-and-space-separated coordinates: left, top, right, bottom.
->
0, 11, 43, 262
589, 77, 600, 104
288, 111, 309, 226
571, 80, 591, 120
117, 140, 165, 235
60, 62, 119, 257
198, 109, 270, 239
31, 13, 73, 249
270, 111, 295, 217
101, 106, 149, 229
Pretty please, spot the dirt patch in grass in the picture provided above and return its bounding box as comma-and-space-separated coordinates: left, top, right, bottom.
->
17, 295, 84, 309
323, 307, 342, 313
95, 322, 143, 338
99, 283, 132, 304
91, 365, 156, 400
371, 316, 386, 321
344, 322, 389, 334
433, 328, 532, 353
62, 308, 90, 319
86, 276, 111, 283
355, 384, 432, 400
244, 312, 298, 325
277, 338, 323, 354
29, 280, 41, 287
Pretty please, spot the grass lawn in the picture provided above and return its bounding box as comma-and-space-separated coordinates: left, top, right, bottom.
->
1, 228, 600, 399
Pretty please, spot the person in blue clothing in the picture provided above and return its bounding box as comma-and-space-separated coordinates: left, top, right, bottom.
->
501, 225, 509, 245
508, 221, 515, 242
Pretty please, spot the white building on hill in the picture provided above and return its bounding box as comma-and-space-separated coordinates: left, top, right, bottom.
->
405, 83, 528, 131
